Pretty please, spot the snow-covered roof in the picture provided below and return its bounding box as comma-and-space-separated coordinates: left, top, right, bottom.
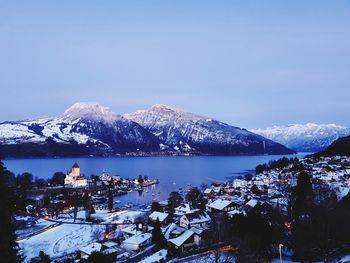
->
175, 203, 199, 214
163, 223, 186, 240
139, 249, 168, 263
168, 230, 194, 247
182, 211, 211, 225
121, 225, 153, 236
79, 242, 102, 255
102, 241, 119, 248
122, 233, 152, 246
149, 211, 169, 222
269, 197, 288, 206
204, 188, 213, 194
245, 199, 258, 208
207, 199, 233, 210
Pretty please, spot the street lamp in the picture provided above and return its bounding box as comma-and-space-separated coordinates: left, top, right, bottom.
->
279, 244, 284, 263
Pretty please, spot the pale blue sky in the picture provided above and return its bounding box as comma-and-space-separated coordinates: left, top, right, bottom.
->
0, 1, 349, 128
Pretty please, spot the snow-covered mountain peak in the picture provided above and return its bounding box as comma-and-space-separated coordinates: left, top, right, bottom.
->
63, 102, 122, 123
125, 104, 207, 122
150, 104, 177, 111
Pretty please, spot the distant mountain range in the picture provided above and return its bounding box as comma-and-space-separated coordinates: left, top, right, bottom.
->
0, 103, 294, 158
251, 123, 350, 152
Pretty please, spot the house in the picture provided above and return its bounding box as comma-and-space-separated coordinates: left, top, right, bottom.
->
64, 163, 88, 188
174, 203, 199, 216
203, 188, 215, 199
99, 172, 112, 185
180, 211, 211, 229
121, 224, 153, 238
190, 226, 207, 246
163, 223, 187, 240
122, 233, 152, 251
232, 179, 247, 188
206, 199, 235, 213
243, 199, 259, 213
101, 241, 119, 250
168, 230, 196, 253
149, 211, 169, 225
79, 242, 102, 259
245, 199, 258, 208
101, 241, 124, 256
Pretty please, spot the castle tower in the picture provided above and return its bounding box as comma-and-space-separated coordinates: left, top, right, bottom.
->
71, 162, 80, 177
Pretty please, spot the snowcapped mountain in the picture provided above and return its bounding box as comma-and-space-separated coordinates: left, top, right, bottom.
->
250, 123, 350, 152
124, 104, 294, 155
0, 103, 160, 157
0, 103, 294, 157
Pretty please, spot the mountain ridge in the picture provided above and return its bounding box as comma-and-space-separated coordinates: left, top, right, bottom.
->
0, 103, 294, 158
251, 123, 350, 152
315, 135, 350, 157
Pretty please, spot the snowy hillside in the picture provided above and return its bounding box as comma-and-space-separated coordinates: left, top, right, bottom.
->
124, 104, 294, 155
251, 123, 350, 152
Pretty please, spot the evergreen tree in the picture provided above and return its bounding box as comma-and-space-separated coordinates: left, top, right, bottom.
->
167, 191, 183, 216
108, 189, 113, 212
151, 201, 163, 212
152, 218, 165, 247
0, 161, 22, 263
185, 187, 207, 209
290, 170, 313, 221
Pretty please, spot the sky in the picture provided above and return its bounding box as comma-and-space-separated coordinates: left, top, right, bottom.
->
0, 0, 349, 128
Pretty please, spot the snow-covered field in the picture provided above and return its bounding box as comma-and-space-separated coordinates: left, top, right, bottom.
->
19, 223, 104, 261
18, 209, 144, 261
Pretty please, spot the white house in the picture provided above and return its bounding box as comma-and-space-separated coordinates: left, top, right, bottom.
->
175, 203, 199, 216
122, 233, 152, 251
163, 223, 187, 240
149, 211, 169, 225
121, 225, 153, 238
206, 199, 235, 213
180, 211, 211, 229
168, 230, 196, 253
99, 172, 112, 184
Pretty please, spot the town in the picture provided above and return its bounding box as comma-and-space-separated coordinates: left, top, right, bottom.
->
8, 155, 350, 262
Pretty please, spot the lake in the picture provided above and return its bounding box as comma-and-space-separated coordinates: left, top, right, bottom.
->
3, 154, 307, 205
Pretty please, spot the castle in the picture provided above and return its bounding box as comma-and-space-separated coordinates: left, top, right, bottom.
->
64, 162, 88, 188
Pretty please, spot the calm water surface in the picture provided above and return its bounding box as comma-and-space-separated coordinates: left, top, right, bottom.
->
4, 154, 307, 205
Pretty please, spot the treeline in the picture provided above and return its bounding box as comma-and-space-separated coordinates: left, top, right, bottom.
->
255, 157, 301, 174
